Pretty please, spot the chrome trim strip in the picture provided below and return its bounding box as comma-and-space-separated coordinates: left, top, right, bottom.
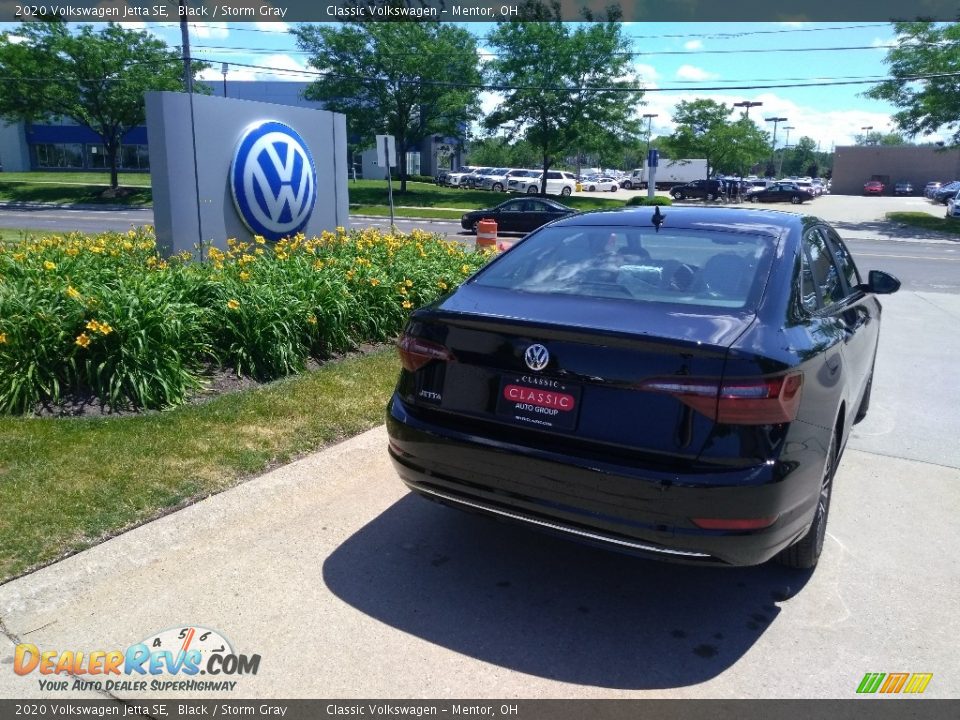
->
415, 485, 711, 558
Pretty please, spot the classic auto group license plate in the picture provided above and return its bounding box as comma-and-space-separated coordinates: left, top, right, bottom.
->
495, 374, 582, 431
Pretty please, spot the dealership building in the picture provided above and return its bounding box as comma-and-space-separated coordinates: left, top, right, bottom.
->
831, 144, 960, 194
0, 81, 463, 178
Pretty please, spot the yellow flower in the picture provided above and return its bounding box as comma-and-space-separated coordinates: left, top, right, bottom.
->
437, 281, 448, 290
75, 333, 91, 348
0, 333, 7, 344
254, 248, 264, 255
461, 264, 472, 275
66, 286, 82, 300
239, 271, 251, 282
227, 299, 241, 311
254, 235, 266, 245
404, 279, 413, 288
402, 300, 413, 310
43, 260, 56, 271
336, 226, 346, 234
369, 278, 380, 287
307, 315, 318, 325
85, 320, 100, 332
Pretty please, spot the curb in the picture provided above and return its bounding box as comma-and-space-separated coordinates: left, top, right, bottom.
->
0, 201, 150, 212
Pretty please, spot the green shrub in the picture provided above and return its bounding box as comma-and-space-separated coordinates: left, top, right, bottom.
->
625, 195, 673, 207
0, 227, 492, 414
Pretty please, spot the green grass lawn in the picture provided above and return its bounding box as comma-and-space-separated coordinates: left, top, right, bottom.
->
0, 348, 401, 582
0, 178, 152, 206
0, 171, 152, 186
886, 211, 960, 236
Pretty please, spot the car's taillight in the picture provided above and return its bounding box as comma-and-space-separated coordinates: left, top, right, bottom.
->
639, 372, 803, 425
397, 333, 454, 372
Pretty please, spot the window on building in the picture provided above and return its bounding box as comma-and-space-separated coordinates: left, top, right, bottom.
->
33, 143, 84, 169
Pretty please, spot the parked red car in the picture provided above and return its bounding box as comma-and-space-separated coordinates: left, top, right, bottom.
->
863, 181, 885, 195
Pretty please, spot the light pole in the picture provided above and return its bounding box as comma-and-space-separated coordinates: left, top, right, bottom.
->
733, 100, 763, 119
732, 102, 762, 200
779, 126, 795, 176
860, 125, 874, 145
642, 113, 658, 159
221, 63, 228, 97
765, 116, 788, 177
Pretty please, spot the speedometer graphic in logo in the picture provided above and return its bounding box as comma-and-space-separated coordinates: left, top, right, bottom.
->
230, 120, 317, 241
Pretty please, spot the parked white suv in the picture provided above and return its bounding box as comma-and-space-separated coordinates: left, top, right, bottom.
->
481, 168, 530, 192
514, 170, 577, 196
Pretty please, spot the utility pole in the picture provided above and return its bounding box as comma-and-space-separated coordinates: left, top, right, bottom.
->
179, 3, 192, 93
765, 116, 788, 177
221, 63, 228, 97
642, 113, 658, 189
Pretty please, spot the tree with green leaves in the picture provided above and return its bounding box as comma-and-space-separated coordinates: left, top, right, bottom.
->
295, 22, 481, 193
782, 136, 817, 177
866, 21, 960, 144
853, 130, 906, 146
484, 20, 643, 195
0, 22, 194, 190
663, 100, 770, 180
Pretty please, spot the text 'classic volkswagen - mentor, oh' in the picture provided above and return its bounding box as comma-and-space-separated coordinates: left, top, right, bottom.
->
386, 207, 900, 569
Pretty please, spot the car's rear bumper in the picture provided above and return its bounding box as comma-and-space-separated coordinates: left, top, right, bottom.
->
386, 395, 823, 567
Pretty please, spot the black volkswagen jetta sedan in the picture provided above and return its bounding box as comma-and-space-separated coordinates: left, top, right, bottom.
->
387, 207, 899, 569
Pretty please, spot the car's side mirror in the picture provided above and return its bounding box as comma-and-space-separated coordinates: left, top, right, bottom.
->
862, 270, 901, 295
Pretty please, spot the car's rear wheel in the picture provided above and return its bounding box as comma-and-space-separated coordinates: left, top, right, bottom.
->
776, 430, 837, 569
493, 183, 503, 192
610, 185, 617, 192
791, 195, 802, 204
672, 191, 684, 200
749, 195, 759, 203
706, 192, 716, 201
561, 186, 572, 197
622, 181, 633, 190
527, 185, 539, 195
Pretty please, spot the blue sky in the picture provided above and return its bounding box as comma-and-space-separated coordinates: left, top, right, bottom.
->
2, 20, 928, 148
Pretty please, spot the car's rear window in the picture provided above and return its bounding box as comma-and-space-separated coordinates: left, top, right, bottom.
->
472, 224, 775, 309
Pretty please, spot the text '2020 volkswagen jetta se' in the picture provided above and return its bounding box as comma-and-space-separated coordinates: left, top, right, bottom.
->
386, 206, 899, 569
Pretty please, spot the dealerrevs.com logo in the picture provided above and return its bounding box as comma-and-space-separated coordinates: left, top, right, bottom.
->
14, 626, 260, 693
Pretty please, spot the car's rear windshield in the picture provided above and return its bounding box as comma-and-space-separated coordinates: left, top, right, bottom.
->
472, 224, 775, 310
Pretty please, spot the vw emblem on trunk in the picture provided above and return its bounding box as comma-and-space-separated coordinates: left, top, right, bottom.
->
230, 120, 317, 241
524, 344, 550, 371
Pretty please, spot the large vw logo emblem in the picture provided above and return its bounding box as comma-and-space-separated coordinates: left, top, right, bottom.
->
524, 344, 550, 371
230, 120, 317, 241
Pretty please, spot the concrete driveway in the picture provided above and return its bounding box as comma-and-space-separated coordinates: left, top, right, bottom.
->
1, 291, 958, 700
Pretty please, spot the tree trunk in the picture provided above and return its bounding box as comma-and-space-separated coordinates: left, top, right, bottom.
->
540, 154, 551, 197
106, 139, 119, 190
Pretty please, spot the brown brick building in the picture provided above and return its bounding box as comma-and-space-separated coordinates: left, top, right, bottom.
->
831, 145, 960, 195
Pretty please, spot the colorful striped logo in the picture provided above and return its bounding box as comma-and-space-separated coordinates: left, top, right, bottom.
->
857, 672, 933, 694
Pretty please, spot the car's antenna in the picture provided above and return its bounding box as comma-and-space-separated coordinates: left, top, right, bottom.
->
651, 206, 665, 232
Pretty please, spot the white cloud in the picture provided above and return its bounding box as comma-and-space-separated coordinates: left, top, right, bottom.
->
675, 65, 719, 81
683, 40, 703, 51
6, 35, 26, 45
260, 53, 308, 77
190, 22, 229, 39
255, 21, 290, 33
198, 66, 258, 83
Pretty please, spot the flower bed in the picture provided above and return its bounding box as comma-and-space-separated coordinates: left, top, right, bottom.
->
0, 227, 491, 414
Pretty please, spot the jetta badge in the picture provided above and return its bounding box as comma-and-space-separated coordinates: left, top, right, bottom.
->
524, 344, 550, 371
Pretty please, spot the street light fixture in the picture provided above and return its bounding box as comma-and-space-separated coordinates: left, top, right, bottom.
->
765, 116, 788, 176
861, 125, 874, 145
733, 101, 763, 119
221, 63, 228, 97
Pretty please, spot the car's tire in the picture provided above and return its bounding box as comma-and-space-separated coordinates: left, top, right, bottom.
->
776, 429, 837, 569
492, 183, 503, 192
672, 191, 684, 200
588, 185, 596, 192
622, 181, 633, 190
561, 186, 572, 197
854, 371, 873, 424
471, 221, 479, 234
791, 195, 802, 204
526, 185, 539, 195
706, 192, 716, 201
610, 185, 618, 192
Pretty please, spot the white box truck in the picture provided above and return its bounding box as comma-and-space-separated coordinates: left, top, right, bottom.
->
619, 159, 708, 190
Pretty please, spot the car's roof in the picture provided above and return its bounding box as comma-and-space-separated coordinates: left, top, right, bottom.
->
550, 205, 806, 238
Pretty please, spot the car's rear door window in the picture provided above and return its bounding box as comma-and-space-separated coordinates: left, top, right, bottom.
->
801, 227, 845, 308
819, 227, 861, 294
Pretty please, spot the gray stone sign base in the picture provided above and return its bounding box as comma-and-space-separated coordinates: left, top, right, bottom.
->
145, 91, 349, 257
